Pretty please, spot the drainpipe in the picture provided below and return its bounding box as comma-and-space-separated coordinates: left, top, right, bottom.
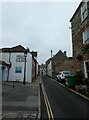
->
7, 52, 11, 82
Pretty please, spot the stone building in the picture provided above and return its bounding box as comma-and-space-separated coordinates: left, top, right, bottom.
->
52, 50, 67, 74
29, 51, 38, 82
55, 57, 74, 74
31, 57, 37, 81
46, 50, 68, 77
70, 1, 89, 78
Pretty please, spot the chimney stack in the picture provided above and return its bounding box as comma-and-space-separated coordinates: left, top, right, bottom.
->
64, 51, 66, 56
51, 50, 52, 58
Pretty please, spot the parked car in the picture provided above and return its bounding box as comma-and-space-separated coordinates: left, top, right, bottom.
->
56, 71, 73, 83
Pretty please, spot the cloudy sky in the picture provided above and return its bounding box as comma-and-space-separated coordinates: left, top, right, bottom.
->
0, 0, 81, 64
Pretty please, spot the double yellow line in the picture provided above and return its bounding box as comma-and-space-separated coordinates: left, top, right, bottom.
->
41, 83, 54, 120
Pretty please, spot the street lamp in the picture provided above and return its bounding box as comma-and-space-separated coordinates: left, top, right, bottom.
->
7, 62, 12, 82
23, 51, 27, 85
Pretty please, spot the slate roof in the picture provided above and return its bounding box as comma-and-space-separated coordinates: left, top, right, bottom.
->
0, 45, 28, 53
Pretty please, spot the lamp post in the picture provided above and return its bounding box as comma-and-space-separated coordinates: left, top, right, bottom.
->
23, 51, 27, 85
7, 62, 12, 82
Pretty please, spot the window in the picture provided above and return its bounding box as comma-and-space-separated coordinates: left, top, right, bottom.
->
83, 27, 89, 44
81, 2, 88, 22
15, 67, 22, 73
85, 61, 89, 78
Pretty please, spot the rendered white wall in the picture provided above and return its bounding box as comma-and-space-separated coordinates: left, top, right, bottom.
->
0, 65, 7, 81
9, 53, 24, 81
0, 52, 32, 82
47, 61, 52, 77
2, 53, 10, 64
26, 53, 32, 83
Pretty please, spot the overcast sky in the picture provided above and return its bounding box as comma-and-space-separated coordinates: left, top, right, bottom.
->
0, 1, 81, 64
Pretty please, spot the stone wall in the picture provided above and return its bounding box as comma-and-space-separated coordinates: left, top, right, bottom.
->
70, 2, 89, 74
55, 58, 74, 73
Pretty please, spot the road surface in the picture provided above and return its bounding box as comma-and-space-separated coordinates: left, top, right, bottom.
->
41, 75, 89, 119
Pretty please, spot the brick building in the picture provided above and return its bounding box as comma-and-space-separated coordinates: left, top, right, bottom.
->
70, 1, 89, 78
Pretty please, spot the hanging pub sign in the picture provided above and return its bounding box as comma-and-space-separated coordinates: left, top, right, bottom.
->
16, 55, 25, 62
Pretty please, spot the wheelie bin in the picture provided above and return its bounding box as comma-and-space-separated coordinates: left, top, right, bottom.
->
65, 75, 75, 88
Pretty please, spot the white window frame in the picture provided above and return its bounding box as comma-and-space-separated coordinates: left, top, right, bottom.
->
81, 2, 88, 22
84, 60, 89, 78
83, 26, 89, 44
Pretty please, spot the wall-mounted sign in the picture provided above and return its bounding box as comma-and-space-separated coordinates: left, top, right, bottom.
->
16, 55, 25, 62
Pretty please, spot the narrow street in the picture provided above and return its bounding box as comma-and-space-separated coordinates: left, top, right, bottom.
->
41, 75, 89, 119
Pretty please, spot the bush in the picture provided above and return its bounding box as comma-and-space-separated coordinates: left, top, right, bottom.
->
75, 70, 84, 85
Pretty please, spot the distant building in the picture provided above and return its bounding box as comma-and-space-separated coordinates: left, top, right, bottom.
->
46, 50, 67, 77
46, 58, 53, 77
0, 45, 38, 82
31, 55, 38, 81
57, 57, 74, 74
30, 52, 38, 81
40, 64, 46, 75
70, 1, 89, 78
52, 50, 67, 74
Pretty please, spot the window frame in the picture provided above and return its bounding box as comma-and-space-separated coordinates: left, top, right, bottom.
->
81, 2, 88, 22
15, 66, 22, 73
83, 26, 89, 44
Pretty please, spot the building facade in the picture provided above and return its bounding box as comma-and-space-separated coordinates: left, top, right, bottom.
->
46, 58, 53, 77
46, 50, 68, 77
40, 64, 46, 76
70, 1, 89, 78
30, 52, 38, 81
0, 45, 33, 82
52, 50, 67, 74
0, 61, 9, 81
55, 57, 74, 74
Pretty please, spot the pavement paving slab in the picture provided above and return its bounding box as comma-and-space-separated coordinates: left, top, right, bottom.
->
1, 76, 41, 119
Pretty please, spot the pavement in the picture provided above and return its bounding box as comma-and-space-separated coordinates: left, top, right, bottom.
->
1, 76, 41, 120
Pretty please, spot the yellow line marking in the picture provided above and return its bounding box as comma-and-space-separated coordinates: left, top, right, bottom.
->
42, 83, 51, 119
69, 88, 89, 101
50, 78, 89, 101
45, 91, 54, 119
41, 83, 54, 120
